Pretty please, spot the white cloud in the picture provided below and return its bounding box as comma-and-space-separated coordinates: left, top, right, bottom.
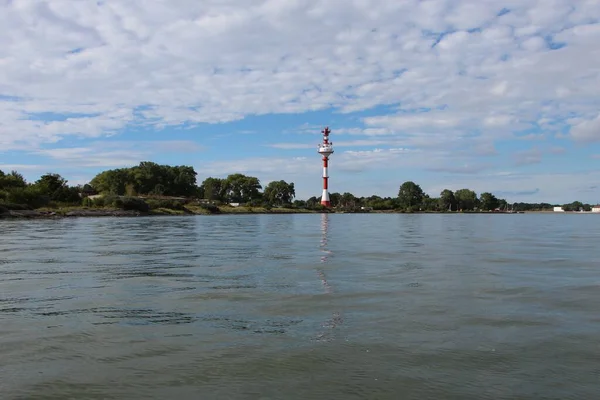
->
28, 140, 203, 167
570, 114, 600, 143
513, 147, 543, 166
33, 147, 145, 168
0, 164, 46, 172
548, 146, 566, 155
0, 0, 597, 151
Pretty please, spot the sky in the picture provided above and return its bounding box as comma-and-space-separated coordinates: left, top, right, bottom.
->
1, 0, 600, 204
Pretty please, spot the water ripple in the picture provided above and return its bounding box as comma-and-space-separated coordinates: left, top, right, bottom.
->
1, 214, 600, 399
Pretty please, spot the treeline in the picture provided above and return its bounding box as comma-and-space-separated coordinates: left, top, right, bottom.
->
89, 162, 296, 206
0, 163, 591, 213
0, 170, 81, 209
0, 162, 298, 212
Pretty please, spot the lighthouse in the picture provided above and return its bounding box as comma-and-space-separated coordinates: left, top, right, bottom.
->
317, 126, 334, 207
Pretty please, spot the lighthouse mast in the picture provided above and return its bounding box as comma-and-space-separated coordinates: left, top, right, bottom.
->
317, 126, 334, 207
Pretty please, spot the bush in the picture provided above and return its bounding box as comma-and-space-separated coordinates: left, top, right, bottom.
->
120, 197, 149, 212
5, 187, 49, 209
146, 199, 185, 210
86, 195, 149, 212
310, 204, 328, 212
91, 196, 106, 207
0, 202, 32, 210
51, 186, 81, 203
198, 203, 220, 213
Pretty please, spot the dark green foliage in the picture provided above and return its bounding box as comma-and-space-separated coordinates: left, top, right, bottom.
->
198, 203, 220, 213
89, 162, 198, 197
0, 202, 31, 211
306, 196, 319, 208
454, 189, 479, 211
223, 173, 262, 203
120, 197, 150, 212
35, 173, 67, 195
511, 202, 553, 211
263, 180, 295, 205
145, 198, 186, 210
200, 174, 264, 204
85, 195, 149, 212
246, 199, 264, 207
89, 169, 130, 195
292, 200, 307, 208
313, 204, 328, 212
200, 177, 226, 201
91, 196, 106, 207
4, 186, 48, 209
329, 192, 341, 207
479, 192, 500, 211
398, 181, 425, 210
421, 195, 441, 212
439, 189, 457, 211
339, 192, 358, 209
29, 173, 81, 204
0, 170, 27, 190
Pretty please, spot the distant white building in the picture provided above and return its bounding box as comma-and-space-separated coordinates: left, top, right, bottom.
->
592, 206, 600, 213
553, 206, 565, 212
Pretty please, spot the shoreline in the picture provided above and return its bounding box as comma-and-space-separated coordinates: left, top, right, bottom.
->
0, 207, 583, 219
0, 207, 321, 219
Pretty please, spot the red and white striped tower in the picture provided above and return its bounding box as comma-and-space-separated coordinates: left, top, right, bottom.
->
317, 127, 334, 207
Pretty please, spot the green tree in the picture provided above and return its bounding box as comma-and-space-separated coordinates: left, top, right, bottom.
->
454, 188, 479, 211
224, 173, 262, 203
90, 169, 131, 195
293, 199, 307, 208
479, 192, 500, 211
564, 201, 584, 212
340, 192, 358, 209
131, 161, 163, 194
32, 173, 79, 203
329, 192, 342, 207
35, 173, 67, 195
170, 166, 198, 196
498, 198, 508, 210
200, 177, 225, 201
89, 163, 198, 197
5, 186, 47, 208
306, 196, 319, 208
0, 170, 27, 190
422, 195, 441, 211
263, 180, 295, 206
398, 181, 425, 210
439, 189, 456, 211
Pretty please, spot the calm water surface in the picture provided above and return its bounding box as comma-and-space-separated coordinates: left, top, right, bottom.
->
1, 213, 599, 399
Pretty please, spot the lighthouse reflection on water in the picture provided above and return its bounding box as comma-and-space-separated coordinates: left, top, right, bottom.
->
315, 212, 343, 341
